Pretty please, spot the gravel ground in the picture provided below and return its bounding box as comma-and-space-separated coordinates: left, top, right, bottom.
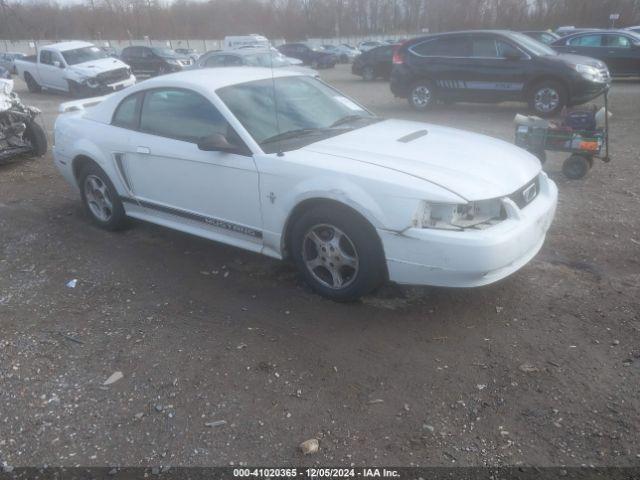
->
1, 65, 639, 468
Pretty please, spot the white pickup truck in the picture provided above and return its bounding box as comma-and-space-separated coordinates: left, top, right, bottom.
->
15, 41, 136, 97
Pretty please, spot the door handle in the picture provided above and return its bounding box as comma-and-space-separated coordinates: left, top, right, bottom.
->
136, 146, 150, 154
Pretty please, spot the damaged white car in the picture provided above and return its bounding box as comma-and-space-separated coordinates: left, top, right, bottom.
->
15, 41, 135, 97
53, 68, 557, 300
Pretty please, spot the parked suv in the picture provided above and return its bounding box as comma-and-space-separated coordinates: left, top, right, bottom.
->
390, 30, 611, 116
120, 46, 193, 76
276, 43, 337, 69
352, 44, 395, 80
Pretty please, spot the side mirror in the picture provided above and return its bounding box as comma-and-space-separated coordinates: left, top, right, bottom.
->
197, 133, 243, 154
53, 60, 62, 68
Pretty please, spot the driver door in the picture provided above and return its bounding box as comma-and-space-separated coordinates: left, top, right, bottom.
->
39, 50, 68, 91
114, 88, 263, 248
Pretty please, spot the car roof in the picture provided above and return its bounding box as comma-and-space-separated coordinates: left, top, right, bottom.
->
559, 29, 639, 39
43, 41, 94, 52
208, 48, 272, 57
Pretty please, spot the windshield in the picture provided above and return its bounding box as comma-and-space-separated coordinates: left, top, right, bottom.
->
151, 47, 179, 58
61, 46, 107, 65
217, 76, 376, 153
244, 53, 290, 68
510, 32, 557, 56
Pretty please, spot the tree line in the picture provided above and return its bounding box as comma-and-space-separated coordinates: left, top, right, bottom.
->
1, 0, 640, 42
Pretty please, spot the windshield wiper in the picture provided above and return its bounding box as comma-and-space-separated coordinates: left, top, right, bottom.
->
330, 114, 369, 128
261, 128, 328, 145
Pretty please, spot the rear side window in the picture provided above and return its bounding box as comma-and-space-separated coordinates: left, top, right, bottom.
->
40, 50, 53, 65
374, 46, 393, 59
604, 35, 631, 48
411, 36, 471, 57
569, 34, 602, 47
472, 37, 498, 57
140, 88, 230, 143
204, 55, 227, 67
112, 92, 142, 129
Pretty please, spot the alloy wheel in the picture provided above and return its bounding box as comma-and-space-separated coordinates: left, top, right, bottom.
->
84, 174, 114, 222
302, 224, 359, 290
534, 87, 560, 114
411, 85, 432, 108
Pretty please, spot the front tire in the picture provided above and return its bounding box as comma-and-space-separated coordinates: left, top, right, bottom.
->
562, 154, 590, 180
291, 206, 386, 301
79, 163, 127, 230
529, 80, 566, 117
408, 80, 436, 111
24, 121, 47, 157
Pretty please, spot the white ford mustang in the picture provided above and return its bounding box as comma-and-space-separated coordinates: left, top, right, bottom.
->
53, 68, 558, 301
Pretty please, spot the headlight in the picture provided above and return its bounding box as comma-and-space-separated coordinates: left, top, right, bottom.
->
413, 199, 504, 230
166, 59, 180, 65
574, 64, 607, 83
83, 77, 100, 88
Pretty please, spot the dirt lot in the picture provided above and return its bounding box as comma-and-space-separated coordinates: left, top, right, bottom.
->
1, 65, 639, 469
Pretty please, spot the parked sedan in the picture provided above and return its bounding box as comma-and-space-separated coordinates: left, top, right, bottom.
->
277, 43, 337, 68
521, 31, 561, 45
322, 44, 360, 63
551, 30, 640, 77
53, 68, 557, 300
192, 48, 318, 76
175, 48, 201, 61
352, 44, 395, 80
0, 52, 26, 74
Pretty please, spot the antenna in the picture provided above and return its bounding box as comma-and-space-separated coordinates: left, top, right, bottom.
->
269, 42, 283, 157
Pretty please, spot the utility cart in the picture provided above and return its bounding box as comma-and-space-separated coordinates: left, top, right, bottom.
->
515, 90, 610, 180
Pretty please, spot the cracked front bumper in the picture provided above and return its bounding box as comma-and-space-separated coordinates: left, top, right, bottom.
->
380, 173, 558, 287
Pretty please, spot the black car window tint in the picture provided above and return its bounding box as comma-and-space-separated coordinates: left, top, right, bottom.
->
496, 40, 521, 58
569, 35, 603, 47
472, 38, 498, 57
205, 55, 227, 67
412, 36, 471, 57
604, 35, 631, 48
225, 55, 243, 66
140, 89, 230, 143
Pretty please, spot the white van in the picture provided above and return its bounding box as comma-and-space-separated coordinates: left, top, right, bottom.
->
223, 35, 270, 51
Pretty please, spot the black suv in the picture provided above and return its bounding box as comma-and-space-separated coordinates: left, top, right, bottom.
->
277, 43, 337, 68
352, 44, 395, 80
390, 30, 610, 116
120, 46, 193, 76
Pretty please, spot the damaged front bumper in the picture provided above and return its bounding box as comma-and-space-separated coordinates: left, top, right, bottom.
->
380, 173, 558, 287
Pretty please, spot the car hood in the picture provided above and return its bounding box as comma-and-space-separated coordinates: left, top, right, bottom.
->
546, 52, 607, 69
303, 120, 541, 201
69, 57, 129, 76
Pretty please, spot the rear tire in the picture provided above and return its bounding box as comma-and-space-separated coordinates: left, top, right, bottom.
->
362, 66, 375, 81
24, 121, 47, 157
528, 80, 567, 117
78, 162, 127, 231
408, 80, 436, 111
25, 73, 41, 93
291, 205, 386, 301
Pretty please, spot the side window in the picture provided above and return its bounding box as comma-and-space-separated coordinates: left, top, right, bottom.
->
142, 48, 153, 58
112, 92, 142, 129
225, 55, 243, 66
140, 89, 230, 143
40, 50, 52, 65
496, 40, 521, 58
375, 46, 393, 59
569, 35, 602, 47
204, 55, 227, 67
411, 36, 471, 57
605, 35, 631, 48
472, 37, 498, 57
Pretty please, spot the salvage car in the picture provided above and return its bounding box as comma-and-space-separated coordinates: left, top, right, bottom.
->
276, 43, 337, 69
192, 48, 318, 76
1, 78, 47, 165
352, 44, 395, 80
391, 30, 611, 116
15, 41, 135, 97
53, 68, 557, 300
120, 46, 193, 77
551, 30, 640, 77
